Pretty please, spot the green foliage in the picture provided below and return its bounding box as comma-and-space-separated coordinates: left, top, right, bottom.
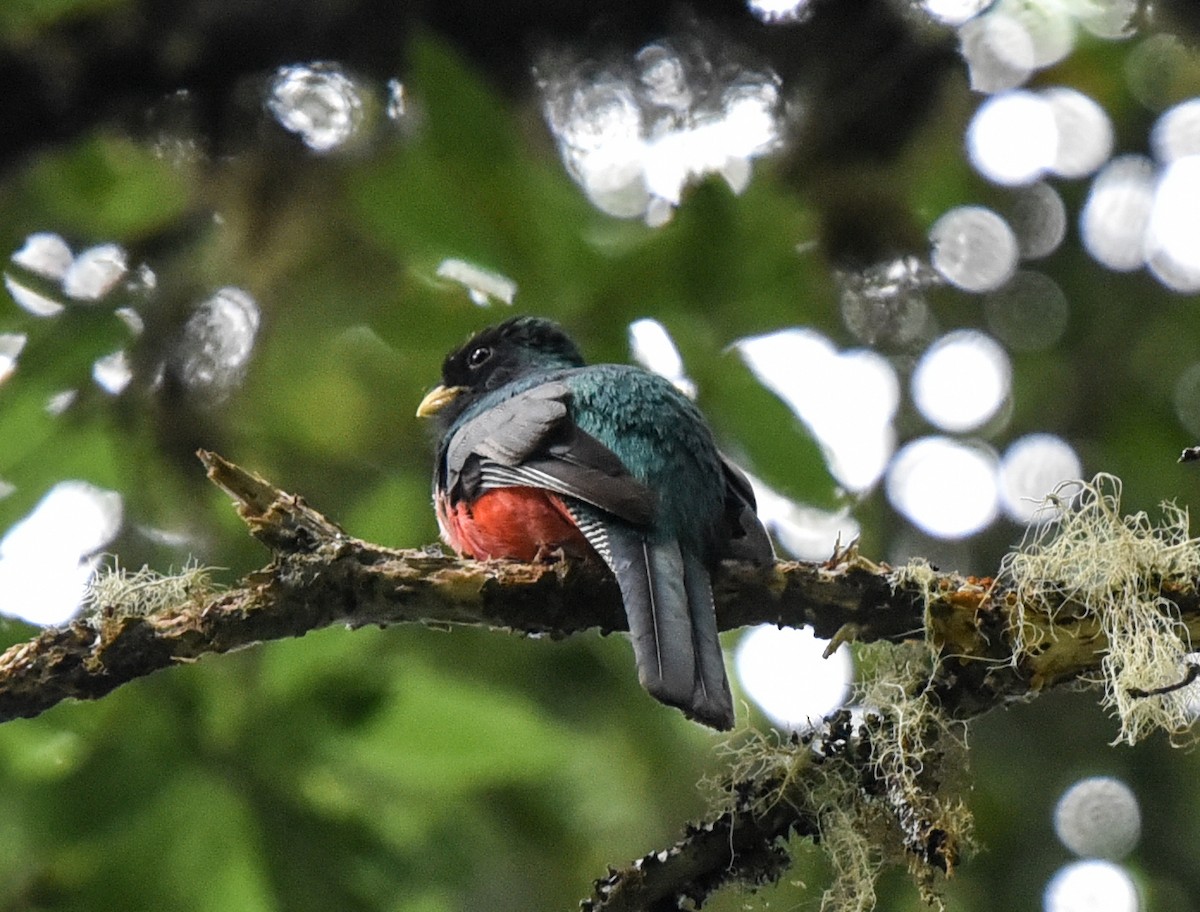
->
3, 7, 1200, 912
21, 136, 190, 240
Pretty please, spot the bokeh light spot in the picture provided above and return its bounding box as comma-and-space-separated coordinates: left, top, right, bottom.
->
912, 330, 1011, 432
0, 333, 26, 385
542, 39, 782, 221
1043, 860, 1139, 912
169, 287, 260, 403
1080, 155, 1156, 271
1146, 155, 1200, 292
1071, 0, 1137, 39
996, 0, 1076, 69
268, 62, 365, 153
436, 259, 518, 306
738, 329, 898, 492
1054, 776, 1141, 861
628, 318, 695, 398
999, 434, 1082, 522
838, 256, 937, 347
922, 0, 991, 27
1126, 34, 1197, 112
1172, 362, 1200, 438
984, 270, 1069, 352
92, 350, 133, 396
1151, 98, 1200, 163
746, 0, 813, 25
930, 206, 1019, 293
12, 233, 72, 280
1008, 181, 1068, 260
735, 624, 852, 731
959, 13, 1035, 93
1044, 87, 1114, 178
887, 437, 999, 538
748, 471, 861, 561
63, 243, 126, 301
968, 90, 1057, 185
0, 481, 123, 626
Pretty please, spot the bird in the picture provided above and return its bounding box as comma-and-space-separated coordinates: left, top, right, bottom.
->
416, 316, 773, 729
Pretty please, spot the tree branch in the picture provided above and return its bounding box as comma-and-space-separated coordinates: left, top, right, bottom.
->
0, 451, 933, 723
4, 454, 1197, 729
1, 455, 1198, 909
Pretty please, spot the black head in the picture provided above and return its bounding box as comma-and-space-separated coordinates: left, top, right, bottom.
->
441, 316, 585, 392
417, 316, 586, 425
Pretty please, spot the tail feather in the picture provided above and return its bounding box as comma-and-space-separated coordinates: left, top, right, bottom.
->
613, 534, 695, 710
682, 553, 735, 729
574, 506, 733, 729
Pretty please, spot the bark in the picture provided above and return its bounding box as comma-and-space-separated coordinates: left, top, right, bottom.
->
1, 452, 1196, 910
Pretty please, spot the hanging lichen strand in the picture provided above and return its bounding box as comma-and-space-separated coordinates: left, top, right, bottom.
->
1003, 474, 1200, 745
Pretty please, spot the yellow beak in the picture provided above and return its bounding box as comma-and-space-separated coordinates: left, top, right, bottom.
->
416, 384, 466, 418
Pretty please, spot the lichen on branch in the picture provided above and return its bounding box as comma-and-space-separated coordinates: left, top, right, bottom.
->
1002, 473, 1200, 745
1, 456, 1200, 912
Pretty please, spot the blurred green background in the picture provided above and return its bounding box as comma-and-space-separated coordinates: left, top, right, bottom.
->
1, 1, 1199, 910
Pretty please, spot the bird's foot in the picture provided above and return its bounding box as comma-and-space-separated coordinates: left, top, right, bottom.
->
532, 543, 571, 564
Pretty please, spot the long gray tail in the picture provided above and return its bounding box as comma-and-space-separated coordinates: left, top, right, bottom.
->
572, 506, 734, 729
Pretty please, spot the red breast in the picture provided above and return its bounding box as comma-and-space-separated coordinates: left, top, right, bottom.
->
436, 487, 592, 561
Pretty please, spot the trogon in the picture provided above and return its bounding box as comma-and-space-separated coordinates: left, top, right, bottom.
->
416, 316, 773, 730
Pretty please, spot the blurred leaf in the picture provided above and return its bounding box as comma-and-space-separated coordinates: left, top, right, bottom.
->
705, 351, 837, 508
22, 135, 190, 240
0, 0, 119, 37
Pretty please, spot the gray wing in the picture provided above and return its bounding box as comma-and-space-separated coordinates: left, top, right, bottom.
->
443, 380, 657, 526
719, 454, 775, 565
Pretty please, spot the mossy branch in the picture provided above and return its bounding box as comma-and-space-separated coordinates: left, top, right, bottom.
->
1, 457, 1199, 910
2, 456, 1196, 729
0, 450, 933, 724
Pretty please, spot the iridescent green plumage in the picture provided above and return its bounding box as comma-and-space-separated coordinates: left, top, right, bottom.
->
421, 316, 773, 729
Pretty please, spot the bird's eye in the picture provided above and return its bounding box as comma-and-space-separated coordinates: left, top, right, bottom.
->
467, 345, 492, 368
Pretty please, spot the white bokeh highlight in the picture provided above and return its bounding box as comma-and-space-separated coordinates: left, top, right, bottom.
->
887, 437, 1000, 538
923, 0, 991, 27
63, 244, 127, 301
11, 233, 72, 280
738, 329, 899, 492
267, 62, 365, 153
748, 470, 861, 561
1044, 87, 1114, 178
967, 88, 1111, 186
1146, 155, 1200, 292
0, 481, 123, 626
912, 330, 1011, 433
1080, 155, 1156, 272
1000, 434, 1082, 522
92, 350, 133, 396
0, 333, 27, 385
1043, 860, 1139, 912
930, 206, 1019, 293
436, 259, 518, 306
628, 318, 696, 398
968, 90, 1058, 185
1152, 99, 1200, 163
542, 41, 782, 222
735, 624, 853, 730
960, 13, 1036, 93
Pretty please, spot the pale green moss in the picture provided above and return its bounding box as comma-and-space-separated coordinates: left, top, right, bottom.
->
83, 559, 218, 623
1001, 474, 1200, 745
